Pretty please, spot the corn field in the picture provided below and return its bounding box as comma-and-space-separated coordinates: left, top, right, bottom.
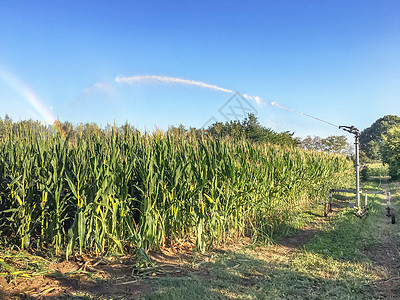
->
0, 127, 354, 258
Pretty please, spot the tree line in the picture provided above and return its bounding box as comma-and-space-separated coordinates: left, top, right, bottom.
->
2, 112, 398, 177
359, 115, 400, 179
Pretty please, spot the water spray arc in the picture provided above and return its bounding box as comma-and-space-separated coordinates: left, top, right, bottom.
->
271, 102, 339, 128
115, 75, 264, 105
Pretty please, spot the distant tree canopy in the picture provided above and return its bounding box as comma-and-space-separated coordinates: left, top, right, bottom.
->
360, 115, 400, 160
380, 126, 400, 179
205, 113, 298, 147
299, 135, 353, 156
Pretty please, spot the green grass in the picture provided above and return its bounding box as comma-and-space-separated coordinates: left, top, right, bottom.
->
298, 207, 379, 261
146, 249, 375, 300
361, 162, 389, 180
145, 182, 398, 299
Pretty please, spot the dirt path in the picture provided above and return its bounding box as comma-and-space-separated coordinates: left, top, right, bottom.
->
369, 181, 400, 299
275, 196, 348, 256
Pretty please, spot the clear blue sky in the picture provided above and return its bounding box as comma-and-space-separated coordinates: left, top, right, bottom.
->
0, 0, 399, 138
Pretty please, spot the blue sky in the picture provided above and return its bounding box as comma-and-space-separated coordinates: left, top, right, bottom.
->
0, 1, 399, 138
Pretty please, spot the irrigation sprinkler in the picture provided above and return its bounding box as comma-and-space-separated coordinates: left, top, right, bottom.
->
324, 125, 364, 217
327, 126, 394, 222
339, 125, 361, 207
269, 103, 392, 220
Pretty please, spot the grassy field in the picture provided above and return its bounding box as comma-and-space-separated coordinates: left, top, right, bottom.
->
143, 178, 400, 299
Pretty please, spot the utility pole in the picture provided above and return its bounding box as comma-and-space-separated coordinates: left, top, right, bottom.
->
339, 126, 361, 207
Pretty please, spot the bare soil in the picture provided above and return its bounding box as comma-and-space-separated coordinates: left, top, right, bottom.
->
0, 250, 198, 299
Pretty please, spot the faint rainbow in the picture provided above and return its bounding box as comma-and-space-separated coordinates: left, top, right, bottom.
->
0, 68, 56, 124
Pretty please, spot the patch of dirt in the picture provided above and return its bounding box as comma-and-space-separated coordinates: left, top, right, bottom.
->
0, 257, 153, 299
0, 247, 210, 299
277, 227, 318, 252
240, 272, 265, 287
276, 198, 348, 255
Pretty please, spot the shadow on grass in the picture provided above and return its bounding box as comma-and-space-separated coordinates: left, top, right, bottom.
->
151, 197, 389, 299
144, 251, 373, 300
332, 194, 354, 202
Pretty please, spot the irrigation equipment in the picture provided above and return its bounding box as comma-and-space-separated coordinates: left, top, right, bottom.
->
325, 189, 391, 218
325, 125, 394, 221
269, 103, 394, 221
339, 125, 361, 207
325, 125, 367, 217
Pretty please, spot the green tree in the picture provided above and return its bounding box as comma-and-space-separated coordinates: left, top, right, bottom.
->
322, 136, 349, 154
360, 115, 400, 160
300, 136, 323, 151
206, 113, 298, 147
300, 135, 352, 156
380, 126, 400, 179
243, 113, 267, 142
81, 122, 104, 139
